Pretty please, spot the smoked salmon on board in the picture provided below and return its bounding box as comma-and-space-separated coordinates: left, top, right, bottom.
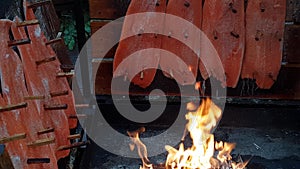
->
160, 0, 202, 85
113, 0, 167, 88
24, 3, 77, 130
0, 20, 58, 169
241, 0, 286, 89
11, 16, 70, 159
200, 0, 245, 88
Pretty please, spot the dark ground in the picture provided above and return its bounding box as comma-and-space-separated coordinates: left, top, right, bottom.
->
75, 100, 300, 169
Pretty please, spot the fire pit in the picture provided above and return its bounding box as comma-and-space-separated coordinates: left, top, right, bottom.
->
78, 98, 300, 169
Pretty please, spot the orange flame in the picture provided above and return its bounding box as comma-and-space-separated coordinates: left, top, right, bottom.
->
128, 98, 249, 169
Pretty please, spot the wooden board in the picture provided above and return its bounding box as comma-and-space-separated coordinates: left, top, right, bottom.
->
200, 0, 245, 88
0, 20, 58, 169
89, 0, 126, 19
160, 0, 202, 85
283, 24, 300, 63
113, 0, 167, 88
241, 0, 286, 89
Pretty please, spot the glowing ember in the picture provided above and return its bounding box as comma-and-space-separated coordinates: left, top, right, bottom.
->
128, 98, 249, 169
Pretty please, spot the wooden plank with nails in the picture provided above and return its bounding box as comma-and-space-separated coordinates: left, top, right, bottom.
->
27, 138, 55, 147
0, 102, 27, 113
0, 133, 26, 144
7, 39, 31, 47
17, 20, 39, 27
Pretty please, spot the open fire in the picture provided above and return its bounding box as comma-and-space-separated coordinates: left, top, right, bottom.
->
128, 98, 249, 169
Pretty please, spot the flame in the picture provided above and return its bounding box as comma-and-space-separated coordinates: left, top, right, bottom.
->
127, 127, 153, 169
128, 98, 248, 169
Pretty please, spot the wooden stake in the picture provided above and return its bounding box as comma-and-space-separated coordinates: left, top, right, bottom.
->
0, 133, 26, 144
27, 138, 55, 147
45, 38, 62, 45
69, 114, 87, 119
27, 0, 51, 9
7, 39, 30, 47
27, 158, 50, 164
50, 90, 68, 97
57, 141, 89, 151
37, 128, 54, 135
35, 56, 56, 66
44, 104, 68, 110
17, 20, 39, 27
67, 134, 81, 140
56, 71, 74, 78
75, 104, 89, 108
24, 95, 45, 100
0, 102, 27, 113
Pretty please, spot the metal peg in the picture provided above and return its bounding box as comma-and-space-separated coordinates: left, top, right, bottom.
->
44, 104, 68, 110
